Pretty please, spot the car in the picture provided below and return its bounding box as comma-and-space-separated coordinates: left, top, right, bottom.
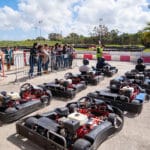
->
0, 83, 52, 123
39, 78, 86, 99
88, 84, 148, 114
16, 96, 124, 150
64, 71, 104, 86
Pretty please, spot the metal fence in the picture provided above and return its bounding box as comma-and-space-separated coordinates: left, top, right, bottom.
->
0, 52, 78, 83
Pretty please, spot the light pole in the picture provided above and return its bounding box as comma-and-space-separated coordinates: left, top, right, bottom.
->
38, 20, 43, 38
99, 18, 103, 44
34, 26, 38, 40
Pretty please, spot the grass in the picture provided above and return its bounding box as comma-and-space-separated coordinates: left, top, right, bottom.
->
0, 40, 61, 47
144, 48, 150, 52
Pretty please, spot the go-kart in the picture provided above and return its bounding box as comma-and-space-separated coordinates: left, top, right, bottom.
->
65, 71, 104, 86
39, 79, 81, 99
16, 96, 124, 150
110, 75, 150, 95
88, 84, 148, 114
0, 83, 52, 123
92, 64, 118, 77
63, 75, 87, 93
125, 69, 150, 79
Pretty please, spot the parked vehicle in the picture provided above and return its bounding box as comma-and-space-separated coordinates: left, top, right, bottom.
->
0, 83, 52, 123
16, 96, 124, 150
88, 84, 148, 114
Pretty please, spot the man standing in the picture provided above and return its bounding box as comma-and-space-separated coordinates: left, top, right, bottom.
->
29, 43, 38, 77
0, 49, 4, 74
5, 47, 13, 70
96, 42, 104, 62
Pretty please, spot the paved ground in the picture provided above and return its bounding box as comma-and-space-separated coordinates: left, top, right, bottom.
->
0, 60, 150, 150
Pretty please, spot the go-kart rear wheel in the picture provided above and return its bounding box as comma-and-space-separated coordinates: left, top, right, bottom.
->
66, 90, 76, 99
73, 138, 91, 150
5, 107, 17, 113
108, 113, 123, 132
145, 94, 150, 101
119, 95, 129, 103
41, 95, 50, 106
131, 100, 140, 104
25, 117, 38, 129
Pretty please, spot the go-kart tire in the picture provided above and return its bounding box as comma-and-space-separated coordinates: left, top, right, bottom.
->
25, 117, 38, 129
108, 113, 123, 132
20, 91, 24, 99
107, 72, 113, 77
41, 95, 51, 106
119, 95, 129, 103
92, 79, 99, 85
73, 138, 91, 150
145, 94, 150, 101
110, 88, 119, 93
5, 107, 17, 113
131, 100, 140, 104
66, 90, 76, 99
68, 103, 78, 113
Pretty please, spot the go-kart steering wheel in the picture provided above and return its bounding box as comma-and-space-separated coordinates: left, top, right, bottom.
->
64, 72, 73, 79
77, 96, 93, 109
20, 83, 32, 91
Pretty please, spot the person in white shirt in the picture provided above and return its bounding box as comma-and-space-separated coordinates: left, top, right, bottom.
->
79, 59, 90, 75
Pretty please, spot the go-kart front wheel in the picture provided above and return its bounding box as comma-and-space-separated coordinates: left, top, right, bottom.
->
5, 107, 17, 113
108, 113, 124, 132
73, 138, 91, 150
41, 95, 51, 106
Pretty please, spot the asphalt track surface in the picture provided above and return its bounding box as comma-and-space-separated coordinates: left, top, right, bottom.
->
0, 60, 150, 150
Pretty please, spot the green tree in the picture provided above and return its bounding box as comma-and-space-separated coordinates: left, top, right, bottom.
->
142, 22, 150, 47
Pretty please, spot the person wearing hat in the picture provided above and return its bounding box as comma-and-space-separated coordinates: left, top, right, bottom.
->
135, 58, 146, 72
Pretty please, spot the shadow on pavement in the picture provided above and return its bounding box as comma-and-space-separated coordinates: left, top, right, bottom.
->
7, 133, 42, 150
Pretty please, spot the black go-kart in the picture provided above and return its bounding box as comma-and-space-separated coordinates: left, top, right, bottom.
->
0, 83, 52, 123
16, 96, 124, 150
110, 75, 150, 95
92, 64, 118, 77
39, 78, 86, 99
65, 71, 104, 86
88, 84, 148, 114
125, 69, 150, 79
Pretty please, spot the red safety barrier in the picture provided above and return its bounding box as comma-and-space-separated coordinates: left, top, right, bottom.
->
103, 54, 111, 61
83, 54, 93, 60
142, 56, 150, 63
120, 55, 130, 61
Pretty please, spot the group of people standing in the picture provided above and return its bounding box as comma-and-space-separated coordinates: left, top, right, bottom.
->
29, 43, 75, 77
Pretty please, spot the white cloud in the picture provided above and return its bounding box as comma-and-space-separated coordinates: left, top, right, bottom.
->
0, 0, 149, 40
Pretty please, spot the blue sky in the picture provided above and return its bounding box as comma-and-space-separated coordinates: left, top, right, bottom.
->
0, 0, 19, 10
0, 0, 149, 40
